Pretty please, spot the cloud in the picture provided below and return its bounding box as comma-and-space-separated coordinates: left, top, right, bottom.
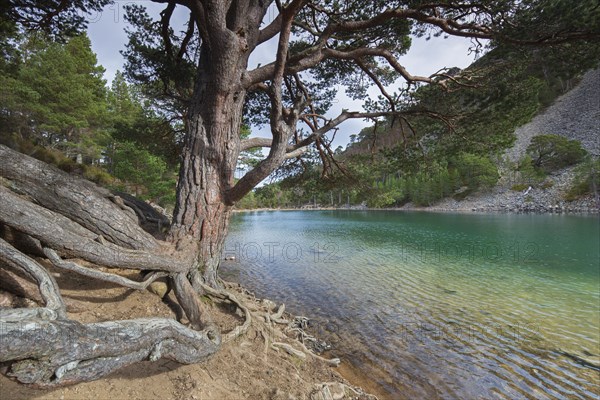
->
87, 1, 188, 83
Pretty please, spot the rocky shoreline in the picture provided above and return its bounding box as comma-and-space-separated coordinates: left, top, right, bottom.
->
399, 164, 599, 214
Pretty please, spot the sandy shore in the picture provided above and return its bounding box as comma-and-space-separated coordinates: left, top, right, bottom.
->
0, 259, 379, 400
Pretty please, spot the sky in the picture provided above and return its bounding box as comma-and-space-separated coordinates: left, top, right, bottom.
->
86, 1, 483, 149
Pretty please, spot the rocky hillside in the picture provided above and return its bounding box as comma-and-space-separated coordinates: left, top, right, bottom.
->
405, 68, 600, 213
506, 68, 600, 162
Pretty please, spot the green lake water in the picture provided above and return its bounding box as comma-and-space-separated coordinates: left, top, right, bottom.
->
221, 210, 600, 399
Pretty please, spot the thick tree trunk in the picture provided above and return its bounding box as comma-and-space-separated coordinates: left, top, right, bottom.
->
169, 45, 247, 288
0, 11, 265, 386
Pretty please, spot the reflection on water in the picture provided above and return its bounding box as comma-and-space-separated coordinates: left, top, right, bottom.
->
221, 210, 600, 399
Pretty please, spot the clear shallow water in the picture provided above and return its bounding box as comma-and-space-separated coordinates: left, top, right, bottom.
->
221, 210, 600, 399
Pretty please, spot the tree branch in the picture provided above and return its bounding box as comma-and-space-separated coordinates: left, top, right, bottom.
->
160, 1, 177, 60
355, 58, 397, 112
257, 10, 282, 44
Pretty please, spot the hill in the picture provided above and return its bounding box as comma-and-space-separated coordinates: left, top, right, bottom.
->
507, 68, 599, 162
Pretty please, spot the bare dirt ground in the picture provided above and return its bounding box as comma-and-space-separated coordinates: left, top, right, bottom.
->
0, 259, 377, 400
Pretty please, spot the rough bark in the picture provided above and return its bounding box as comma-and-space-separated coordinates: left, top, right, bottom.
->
43, 248, 169, 291
0, 145, 158, 251
168, 45, 246, 288
171, 272, 213, 329
0, 147, 219, 387
0, 317, 220, 387
0, 185, 188, 272
0, 238, 66, 317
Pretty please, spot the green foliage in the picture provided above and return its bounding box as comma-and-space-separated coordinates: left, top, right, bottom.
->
112, 141, 176, 205
107, 70, 181, 168
452, 153, 500, 190
527, 134, 587, 172
0, 31, 181, 206
235, 190, 257, 210
3, 1, 111, 39
565, 158, 600, 201
513, 155, 547, 186
0, 33, 109, 160
511, 184, 530, 192
83, 166, 114, 186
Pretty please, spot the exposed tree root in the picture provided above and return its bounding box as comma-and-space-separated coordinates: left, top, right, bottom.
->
113, 191, 171, 233
197, 282, 252, 343
0, 145, 158, 251
0, 146, 339, 389
199, 282, 341, 367
0, 268, 87, 313
0, 238, 66, 318
0, 317, 220, 387
0, 147, 221, 387
43, 248, 168, 291
0, 186, 187, 273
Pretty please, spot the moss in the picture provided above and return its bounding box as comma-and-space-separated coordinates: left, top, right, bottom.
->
539, 180, 554, 189
511, 184, 529, 192
83, 166, 114, 186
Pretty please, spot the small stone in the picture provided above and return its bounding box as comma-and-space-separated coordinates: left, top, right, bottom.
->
148, 281, 168, 298
327, 383, 346, 400
261, 299, 276, 311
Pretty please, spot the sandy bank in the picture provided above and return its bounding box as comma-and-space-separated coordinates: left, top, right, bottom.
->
0, 258, 379, 400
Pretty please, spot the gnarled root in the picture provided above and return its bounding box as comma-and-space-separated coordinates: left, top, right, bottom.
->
0, 316, 220, 387
197, 282, 252, 343
199, 282, 340, 367
0, 146, 222, 387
